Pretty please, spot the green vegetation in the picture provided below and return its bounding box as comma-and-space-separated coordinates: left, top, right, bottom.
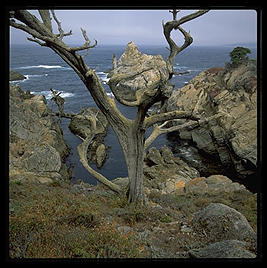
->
9, 181, 147, 258
230, 46, 251, 66
9, 178, 257, 258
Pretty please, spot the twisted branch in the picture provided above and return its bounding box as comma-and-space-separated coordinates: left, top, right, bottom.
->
144, 110, 200, 129
163, 9, 209, 75
77, 133, 122, 193
77, 114, 122, 193
145, 113, 224, 149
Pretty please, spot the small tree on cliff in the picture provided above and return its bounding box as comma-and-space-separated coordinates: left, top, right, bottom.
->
230, 46, 251, 66
10, 9, 209, 204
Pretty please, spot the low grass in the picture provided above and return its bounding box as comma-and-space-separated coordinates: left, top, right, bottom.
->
9, 181, 147, 258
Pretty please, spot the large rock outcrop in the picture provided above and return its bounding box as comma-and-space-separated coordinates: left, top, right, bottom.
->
166, 60, 257, 179
108, 41, 170, 102
9, 84, 69, 183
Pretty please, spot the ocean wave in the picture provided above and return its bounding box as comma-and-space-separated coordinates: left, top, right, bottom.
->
17, 65, 71, 70
30, 90, 75, 99
25, 74, 48, 79
106, 92, 114, 98
174, 65, 188, 70
10, 74, 48, 84
96, 71, 106, 75
96, 71, 110, 84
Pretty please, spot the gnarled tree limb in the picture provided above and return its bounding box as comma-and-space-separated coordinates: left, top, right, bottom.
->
38, 10, 52, 32
144, 113, 225, 149
144, 110, 200, 129
76, 112, 122, 193
77, 132, 122, 193
163, 9, 209, 74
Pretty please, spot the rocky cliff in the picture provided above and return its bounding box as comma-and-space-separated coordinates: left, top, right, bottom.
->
9, 84, 70, 184
166, 60, 257, 180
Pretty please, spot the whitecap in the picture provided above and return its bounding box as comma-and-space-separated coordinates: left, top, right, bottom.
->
102, 77, 110, 84
17, 65, 71, 70
10, 79, 27, 84
60, 92, 75, 98
173, 65, 188, 70
30, 90, 75, 99
106, 92, 114, 98
96, 71, 106, 75
96, 71, 110, 84
10, 74, 49, 84
27, 74, 48, 78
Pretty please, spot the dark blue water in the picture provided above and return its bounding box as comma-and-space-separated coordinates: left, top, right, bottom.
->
10, 44, 256, 184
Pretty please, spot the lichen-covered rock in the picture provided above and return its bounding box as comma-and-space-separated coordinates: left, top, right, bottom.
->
69, 107, 108, 139
9, 84, 69, 183
108, 41, 169, 102
181, 174, 249, 196
95, 143, 107, 169
144, 146, 199, 194
166, 60, 257, 179
21, 144, 61, 172
192, 203, 256, 245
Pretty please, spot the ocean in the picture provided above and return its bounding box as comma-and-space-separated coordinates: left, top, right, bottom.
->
10, 43, 257, 185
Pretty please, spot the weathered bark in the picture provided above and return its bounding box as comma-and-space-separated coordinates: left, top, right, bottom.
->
144, 113, 225, 150
77, 132, 121, 193
163, 9, 209, 75
126, 128, 146, 204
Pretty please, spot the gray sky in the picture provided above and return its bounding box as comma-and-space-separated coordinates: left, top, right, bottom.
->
10, 9, 257, 46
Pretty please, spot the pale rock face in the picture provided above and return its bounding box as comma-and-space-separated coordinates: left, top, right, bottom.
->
108, 41, 169, 102
166, 61, 257, 178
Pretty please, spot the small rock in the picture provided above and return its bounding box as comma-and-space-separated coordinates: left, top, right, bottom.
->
38, 177, 53, 184
95, 143, 107, 168
117, 226, 133, 234
180, 225, 193, 233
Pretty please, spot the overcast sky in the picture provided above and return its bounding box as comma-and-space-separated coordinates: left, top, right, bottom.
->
10, 9, 257, 46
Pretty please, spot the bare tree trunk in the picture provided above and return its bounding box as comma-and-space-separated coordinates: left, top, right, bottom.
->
126, 126, 146, 204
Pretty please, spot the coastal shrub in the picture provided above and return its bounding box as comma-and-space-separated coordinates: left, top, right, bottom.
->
64, 223, 145, 258
230, 46, 251, 66
9, 182, 147, 258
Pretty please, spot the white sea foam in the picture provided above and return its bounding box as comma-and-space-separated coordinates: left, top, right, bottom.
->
10, 74, 48, 84
174, 65, 188, 70
17, 65, 71, 70
30, 90, 75, 99
96, 71, 106, 75
26, 74, 48, 78
106, 92, 114, 98
102, 77, 110, 84
96, 71, 110, 84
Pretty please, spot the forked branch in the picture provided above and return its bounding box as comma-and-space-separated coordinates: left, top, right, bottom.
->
144, 113, 224, 149
163, 9, 209, 74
